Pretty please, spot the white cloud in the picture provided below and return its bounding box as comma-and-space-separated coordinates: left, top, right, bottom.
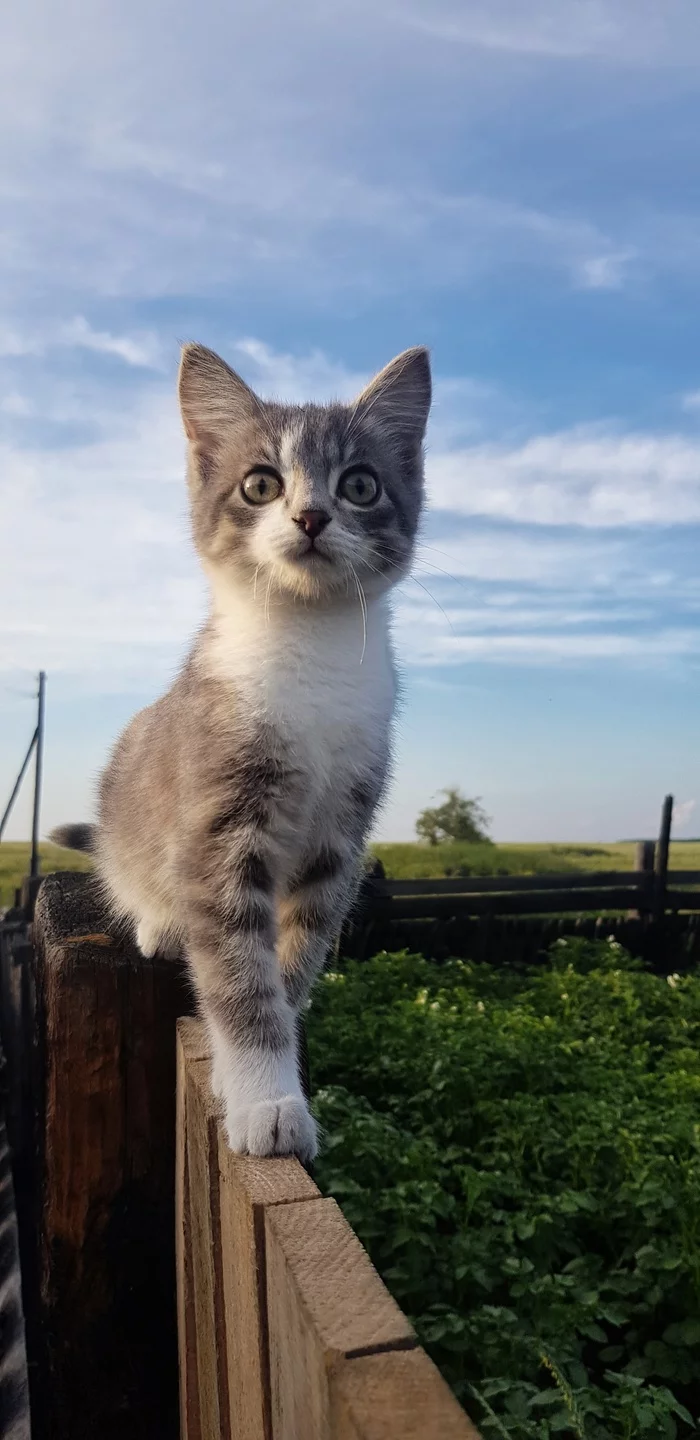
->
0, 338, 697, 692
58, 317, 162, 368
232, 340, 366, 404
428, 429, 700, 528
398, 1, 700, 64
0, 0, 650, 309
577, 250, 636, 291
0, 382, 203, 683
0, 316, 162, 368
393, 602, 700, 667
673, 798, 697, 831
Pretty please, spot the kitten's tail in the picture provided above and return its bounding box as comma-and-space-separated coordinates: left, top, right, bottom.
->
48, 823, 97, 853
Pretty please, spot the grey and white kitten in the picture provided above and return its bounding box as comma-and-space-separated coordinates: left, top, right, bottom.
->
51, 342, 432, 1160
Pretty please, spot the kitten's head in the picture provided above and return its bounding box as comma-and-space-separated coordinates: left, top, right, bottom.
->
178, 343, 431, 604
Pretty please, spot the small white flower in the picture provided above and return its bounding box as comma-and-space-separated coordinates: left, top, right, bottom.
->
415, 989, 428, 1006
554, 939, 568, 949
667, 973, 681, 988
430, 1000, 440, 1011
476, 1000, 485, 1014
560, 992, 569, 1001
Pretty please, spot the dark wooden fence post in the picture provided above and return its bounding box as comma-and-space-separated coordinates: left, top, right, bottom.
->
653, 795, 674, 924
31, 872, 193, 1440
632, 839, 656, 919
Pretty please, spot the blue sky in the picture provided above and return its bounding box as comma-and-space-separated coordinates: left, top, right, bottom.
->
2, 0, 700, 843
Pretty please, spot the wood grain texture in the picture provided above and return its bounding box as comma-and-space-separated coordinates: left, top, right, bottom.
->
185, 1057, 230, 1440
265, 1198, 415, 1440
218, 1140, 319, 1440
33, 872, 194, 1440
330, 1349, 481, 1440
182, 1020, 318, 1440
176, 1027, 202, 1440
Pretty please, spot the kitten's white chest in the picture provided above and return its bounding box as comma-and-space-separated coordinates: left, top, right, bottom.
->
209, 597, 396, 794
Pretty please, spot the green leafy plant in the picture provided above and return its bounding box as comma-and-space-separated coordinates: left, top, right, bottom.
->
308, 940, 700, 1439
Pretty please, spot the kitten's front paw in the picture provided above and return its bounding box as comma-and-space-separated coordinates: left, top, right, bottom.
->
224, 1096, 318, 1162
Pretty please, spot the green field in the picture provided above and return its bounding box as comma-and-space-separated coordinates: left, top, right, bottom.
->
3, 838, 700, 907
372, 840, 700, 880
0, 842, 93, 906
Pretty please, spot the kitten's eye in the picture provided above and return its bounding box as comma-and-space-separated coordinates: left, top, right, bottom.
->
338, 469, 379, 506
242, 470, 283, 505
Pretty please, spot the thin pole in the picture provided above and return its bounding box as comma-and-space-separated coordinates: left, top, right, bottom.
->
30, 671, 46, 880
0, 727, 38, 841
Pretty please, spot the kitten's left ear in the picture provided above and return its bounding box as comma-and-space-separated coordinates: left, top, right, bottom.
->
352, 347, 432, 448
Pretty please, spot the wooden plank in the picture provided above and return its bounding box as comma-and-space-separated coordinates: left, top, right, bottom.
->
653, 795, 674, 922
383, 871, 651, 896
186, 1056, 229, 1440
217, 1134, 319, 1440
265, 1197, 415, 1440
630, 842, 656, 919
384, 888, 646, 919
666, 890, 700, 912
32, 871, 193, 1440
330, 1348, 481, 1440
182, 1020, 319, 1440
176, 1026, 202, 1440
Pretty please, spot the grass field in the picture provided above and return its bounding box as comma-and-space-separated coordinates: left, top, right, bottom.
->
0, 842, 93, 906
3, 838, 700, 907
372, 839, 700, 880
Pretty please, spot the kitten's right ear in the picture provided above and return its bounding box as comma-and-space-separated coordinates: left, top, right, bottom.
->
178, 343, 260, 448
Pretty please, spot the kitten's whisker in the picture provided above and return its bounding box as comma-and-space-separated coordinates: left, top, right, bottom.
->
252, 565, 261, 602
364, 551, 456, 634
265, 572, 274, 627
403, 575, 456, 634
348, 562, 368, 664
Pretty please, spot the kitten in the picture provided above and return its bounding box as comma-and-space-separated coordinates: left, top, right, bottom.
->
51, 342, 432, 1160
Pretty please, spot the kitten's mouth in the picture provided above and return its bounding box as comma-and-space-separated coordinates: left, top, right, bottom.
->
293, 542, 332, 564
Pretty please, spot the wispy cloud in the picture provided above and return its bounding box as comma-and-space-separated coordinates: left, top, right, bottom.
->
398, 1, 700, 64
428, 429, 700, 528
0, 316, 162, 368
1, 338, 696, 689
673, 798, 697, 831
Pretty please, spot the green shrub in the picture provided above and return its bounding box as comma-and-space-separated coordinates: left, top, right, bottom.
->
307, 941, 700, 1439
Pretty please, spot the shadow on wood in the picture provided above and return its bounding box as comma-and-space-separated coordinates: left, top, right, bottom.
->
31, 871, 195, 1440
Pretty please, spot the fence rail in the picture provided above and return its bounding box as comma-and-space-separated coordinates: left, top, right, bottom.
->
356, 870, 700, 921
176, 1019, 479, 1440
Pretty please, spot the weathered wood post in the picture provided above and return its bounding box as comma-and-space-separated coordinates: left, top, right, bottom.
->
31, 871, 194, 1439
631, 839, 655, 919
652, 795, 673, 925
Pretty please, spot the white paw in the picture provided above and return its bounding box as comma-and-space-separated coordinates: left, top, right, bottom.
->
135, 920, 180, 959
224, 1095, 318, 1161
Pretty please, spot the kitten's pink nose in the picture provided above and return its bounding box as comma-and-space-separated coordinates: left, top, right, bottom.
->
293, 509, 331, 540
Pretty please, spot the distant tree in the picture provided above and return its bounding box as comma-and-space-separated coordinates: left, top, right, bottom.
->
416, 788, 492, 846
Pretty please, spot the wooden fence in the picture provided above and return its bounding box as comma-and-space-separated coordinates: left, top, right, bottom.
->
176, 1018, 479, 1440
342, 827, 700, 966
6, 871, 481, 1438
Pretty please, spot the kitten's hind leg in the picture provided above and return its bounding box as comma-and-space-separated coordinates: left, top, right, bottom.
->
278, 842, 360, 1011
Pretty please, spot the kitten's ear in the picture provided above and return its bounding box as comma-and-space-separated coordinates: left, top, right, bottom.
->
352, 347, 432, 447
178, 343, 260, 447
